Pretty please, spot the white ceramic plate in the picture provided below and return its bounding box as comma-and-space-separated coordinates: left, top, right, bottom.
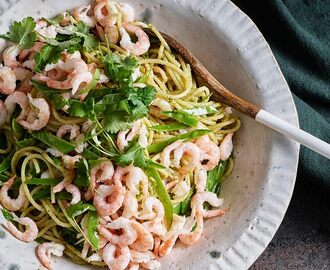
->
0, 0, 299, 269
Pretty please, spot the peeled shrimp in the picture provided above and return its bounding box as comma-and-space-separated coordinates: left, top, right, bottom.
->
173, 142, 201, 173
94, 183, 125, 216
6, 215, 38, 242
139, 197, 165, 221
65, 184, 81, 205
195, 135, 220, 171
104, 24, 119, 44
114, 165, 148, 197
57, 124, 80, 139
130, 250, 157, 265
100, 217, 137, 245
53, 169, 74, 193
191, 191, 226, 218
73, 5, 96, 27
0, 176, 28, 211
18, 94, 50, 131
120, 24, 150, 56
117, 2, 134, 23
103, 243, 130, 270
94, 0, 118, 27
194, 166, 207, 193
149, 98, 172, 120
4, 91, 29, 122
35, 20, 57, 42
117, 120, 146, 151
0, 65, 16, 95
0, 101, 7, 126
158, 214, 185, 256
122, 190, 138, 218
37, 242, 65, 270
3, 45, 20, 68
62, 155, 82, 170
179, 210, 203, 245
44, 58, 92, 94
161, 140, 182, 168
219, 133, 234, 161
129, 220, 154, 252
87, 160, 114, 198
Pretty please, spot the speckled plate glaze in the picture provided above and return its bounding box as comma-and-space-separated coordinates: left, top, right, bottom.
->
0, 0, 299, 269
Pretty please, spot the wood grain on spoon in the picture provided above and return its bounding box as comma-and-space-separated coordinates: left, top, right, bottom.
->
145, 28, 260, 118
144, 28, 330, 159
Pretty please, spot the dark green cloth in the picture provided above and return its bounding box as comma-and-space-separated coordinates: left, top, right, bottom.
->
231, 0, 330, 188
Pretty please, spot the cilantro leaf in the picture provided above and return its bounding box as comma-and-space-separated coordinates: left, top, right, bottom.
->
0, 17, 36, 49
126, 85, 156, 106
66, 202, 95, 219
113, 141, 147, 168
74, 22, 98, 51
103, 112, 133, 133
103, 53, 138, 85
34, 44, 62, 72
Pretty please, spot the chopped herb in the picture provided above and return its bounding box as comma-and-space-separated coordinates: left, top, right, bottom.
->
0, 17, 36, 49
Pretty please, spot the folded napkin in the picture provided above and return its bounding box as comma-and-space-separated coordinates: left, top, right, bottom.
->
232, 0, 330, 188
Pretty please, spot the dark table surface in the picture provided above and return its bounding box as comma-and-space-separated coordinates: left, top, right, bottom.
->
250, 177, 330, 269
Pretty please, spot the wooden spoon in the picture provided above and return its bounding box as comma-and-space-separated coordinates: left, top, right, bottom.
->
145, 29, 330, 159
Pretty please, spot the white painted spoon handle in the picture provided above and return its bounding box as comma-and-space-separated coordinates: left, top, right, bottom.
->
256, 110, 330, 159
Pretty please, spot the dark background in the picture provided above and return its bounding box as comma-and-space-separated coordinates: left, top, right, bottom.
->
230, 0, 330, 269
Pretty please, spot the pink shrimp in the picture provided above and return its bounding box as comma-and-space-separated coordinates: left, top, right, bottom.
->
94, 0, 118, 27
119, 24, 150, 56
94, 183, 125, 216
0, 176, 28, 211
117, 120, 142, 151
6, 215, 38, 243
13, 67, 31, 81
219, 133, 234, 161
161, 140, 182, 168
34, 21, 57, 42
191, 191, 227, 218
130, 250, 158, 266
158, 214, 186, 256
179, 210, 203, 245
129, 220, 154, 252
149, 98, 172, 120
73, 5, 96, 27
43, 58, 92, 94
114, 165, 148, 197
3, 45, 20, 68
0, 65, 16, 95
122, 190, 138, 218
194, 166, 207, 193
62, 155, 82, 170
37, 242, 65, 270
100, 217, 137, 245
104, 24, 119, 44
53, 169, 74, 193
0, 101, 7, 126
86, 160, 114, 199
173, 142, 201, 173
195, 135, 221, 171
4, 91, 30, 127
56, 124, 80, 139
103, 243, 130, 270
18, 94, 50, 131
65, 184, 81, 205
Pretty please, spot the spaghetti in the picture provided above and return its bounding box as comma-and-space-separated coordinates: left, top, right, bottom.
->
0, 1, 240, 269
